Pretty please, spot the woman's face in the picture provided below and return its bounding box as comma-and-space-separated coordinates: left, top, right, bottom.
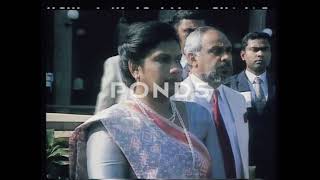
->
138, 40, 182, 98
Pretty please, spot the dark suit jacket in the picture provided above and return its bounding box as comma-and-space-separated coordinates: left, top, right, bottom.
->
225, 71, 278, 180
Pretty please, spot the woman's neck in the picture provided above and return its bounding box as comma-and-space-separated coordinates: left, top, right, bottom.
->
136, 93, 172, 119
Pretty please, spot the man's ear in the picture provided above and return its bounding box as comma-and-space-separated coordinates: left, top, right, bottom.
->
186, 52, 197, 68
128, 61, 140, 81
240, 50, 246, 61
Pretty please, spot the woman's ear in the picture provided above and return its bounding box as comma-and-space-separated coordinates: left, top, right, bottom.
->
128, 61, 140, 81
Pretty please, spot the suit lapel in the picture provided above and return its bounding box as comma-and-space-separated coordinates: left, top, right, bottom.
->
236, 71, 251, 92
221, 85, 249, 179
267, 72, 276, 101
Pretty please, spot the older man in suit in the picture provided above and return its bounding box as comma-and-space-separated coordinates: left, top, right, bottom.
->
173, 26, 249, 179
225, 32, 277, 180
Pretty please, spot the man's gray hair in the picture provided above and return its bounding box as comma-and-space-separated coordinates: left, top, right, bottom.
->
184, 26, 219, 55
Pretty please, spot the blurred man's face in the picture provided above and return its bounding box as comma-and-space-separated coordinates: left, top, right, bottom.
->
241, 38, 271, 75
176, 19, 205, 51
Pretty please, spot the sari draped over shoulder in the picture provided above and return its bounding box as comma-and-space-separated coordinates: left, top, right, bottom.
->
69, 100, 211, 179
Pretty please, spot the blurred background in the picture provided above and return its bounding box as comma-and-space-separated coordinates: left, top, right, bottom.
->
42, 10, 278, 115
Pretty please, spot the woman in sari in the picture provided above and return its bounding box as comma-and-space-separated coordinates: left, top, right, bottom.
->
69, 21, 221, 179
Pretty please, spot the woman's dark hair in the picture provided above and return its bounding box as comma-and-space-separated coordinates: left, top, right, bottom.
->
118, 21, 179, 87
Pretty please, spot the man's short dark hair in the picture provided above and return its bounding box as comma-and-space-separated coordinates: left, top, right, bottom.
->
170, 10, 207, 27
241, 32, 271, 50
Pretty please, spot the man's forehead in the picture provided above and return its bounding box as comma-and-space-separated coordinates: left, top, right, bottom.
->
247, 39, 270, 47
179, 19, 205, 28
202, 30, 231, 47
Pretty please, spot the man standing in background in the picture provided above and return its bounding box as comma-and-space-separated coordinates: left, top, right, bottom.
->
162, 10, 206, 79
225, 32, 277, 180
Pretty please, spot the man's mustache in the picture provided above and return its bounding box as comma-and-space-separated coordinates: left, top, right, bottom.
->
216, 62, 233, 70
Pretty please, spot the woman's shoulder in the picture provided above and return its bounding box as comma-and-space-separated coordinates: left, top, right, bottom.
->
81, 100, 137, 126
95, 102, 130, 118
73, 100, 144, 138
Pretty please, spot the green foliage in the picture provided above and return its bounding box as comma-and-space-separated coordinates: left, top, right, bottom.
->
46, 129, 69, 179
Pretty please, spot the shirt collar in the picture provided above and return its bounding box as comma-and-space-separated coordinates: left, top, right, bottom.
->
190, 74, 223, 102
245, 70, 267, 84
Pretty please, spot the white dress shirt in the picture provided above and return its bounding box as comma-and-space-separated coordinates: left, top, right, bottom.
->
189, 74, 244, 178
245, 70, 268, 101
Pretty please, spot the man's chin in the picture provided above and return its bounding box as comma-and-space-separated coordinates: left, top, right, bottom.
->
207, 76, 222, 88
208, 81, 222, 89
253, 65, 266, 73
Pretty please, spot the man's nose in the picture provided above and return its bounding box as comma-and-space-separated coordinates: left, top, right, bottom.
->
257, 50, 264, 57
221, 52, 232, 62
170, 63, 183, 76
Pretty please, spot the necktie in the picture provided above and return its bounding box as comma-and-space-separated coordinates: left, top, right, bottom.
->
212, 89, 236, 178
253, 77, 266, 114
